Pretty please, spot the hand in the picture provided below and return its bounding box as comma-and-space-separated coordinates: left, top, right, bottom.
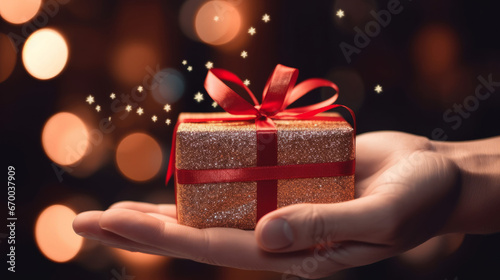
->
73, 132, 461, 279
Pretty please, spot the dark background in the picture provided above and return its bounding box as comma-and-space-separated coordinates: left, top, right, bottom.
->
1, 0, 500, 279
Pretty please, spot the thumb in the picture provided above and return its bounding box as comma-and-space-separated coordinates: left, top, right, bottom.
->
254, 195, 388, 252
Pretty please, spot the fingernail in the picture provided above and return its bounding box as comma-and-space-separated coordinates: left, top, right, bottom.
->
260, 218, 294, 250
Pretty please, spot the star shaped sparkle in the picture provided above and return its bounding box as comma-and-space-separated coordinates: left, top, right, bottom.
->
243, 79, 251, 86
137, 86, 144, 93
152, 115, 158, 122
136, 107, 144, 115
182, 60, 187, 65
262, 14, 270, 23
205, 61, 214, 69
212, 101, 218, 108
374, 84, 383, 94
187, 66, 193, 72
86, 95, 95, 105
125, 105, 132, 112
336, 9, 345, 19
110, 93, 116, 100
194, 92, 204, 102
164, 104, 171, 112
241, 50, 248, 58
248, 27, 256, 36
95, 105, 101, 112
165, 118, 172, 125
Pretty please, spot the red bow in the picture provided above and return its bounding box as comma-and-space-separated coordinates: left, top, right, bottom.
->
166, 64, 355, 221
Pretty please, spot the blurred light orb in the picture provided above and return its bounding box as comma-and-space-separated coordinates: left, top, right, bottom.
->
322, 69, 365, 112
111, 248, 169, 269
152, 68, 185, 104
35, 205, 83, 263
42, 112, 89, 166
116, 133, 163, 182
0, 0, 41, 24
413, 24, 459, 77
179, 0, 205, 41
0, 33, 17, 83
195, 1, 241, 45
22, 28, 69, 80
111, 41, 158, 86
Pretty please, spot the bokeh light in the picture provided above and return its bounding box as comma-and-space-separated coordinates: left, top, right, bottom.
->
0, 0, 41, 24
111, 248, 169, 269
0, 33, 16, 83
412, 24, 459, 77
151, 68, 185, 104
35, 204, 83, 263
322, 69, 365, 112
116, 132, 163, 182
22, 28, 69, 80
179, 0, 205, 41
195, 1, 241, 45
42, 112, 89, 166
111, 41, 159, 86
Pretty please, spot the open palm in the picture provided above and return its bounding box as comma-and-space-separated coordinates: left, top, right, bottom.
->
73, 131, 460, 279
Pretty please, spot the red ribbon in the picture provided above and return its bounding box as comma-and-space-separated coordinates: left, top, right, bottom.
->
166, 64, 356, 222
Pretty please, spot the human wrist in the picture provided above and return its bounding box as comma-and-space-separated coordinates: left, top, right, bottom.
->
431, 137, 500, 234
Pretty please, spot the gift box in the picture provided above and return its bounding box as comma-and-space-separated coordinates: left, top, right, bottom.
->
166, 64, 355, 229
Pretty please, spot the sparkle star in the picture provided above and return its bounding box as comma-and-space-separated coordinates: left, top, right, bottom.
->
110, 93, 116, 100
241, 50, 248, 58
125, 105, 132, 112
152, 115, 158, 122
205, 61, 214, 69
137, 86, 143, 93
95, 105, 101, 112
165, 119, 172, 125
262, 14, 270, 23
164, 104, 171, 112
136, 107, 144, 115
336, 9, 345, 19
194, 92, 204, 102
212, 101, 218, 108
86, 95, 95, 105
243, 79, 250, 86
182, 60, 187, 65
248, 27, 256, 35
187, 66, 193, 72
374, 84, 383, 94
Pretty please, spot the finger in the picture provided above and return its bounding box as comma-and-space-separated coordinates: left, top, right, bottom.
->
73, 211, 183, 258
98, 208, 345, 274
255, 196, 393, 253
317, 241, 395, 269
146, 212, 178, 224
109, 201, 177, 218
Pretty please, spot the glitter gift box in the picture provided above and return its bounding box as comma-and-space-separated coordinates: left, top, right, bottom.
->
174, 112, 355, 229
166, 64, 356, 229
